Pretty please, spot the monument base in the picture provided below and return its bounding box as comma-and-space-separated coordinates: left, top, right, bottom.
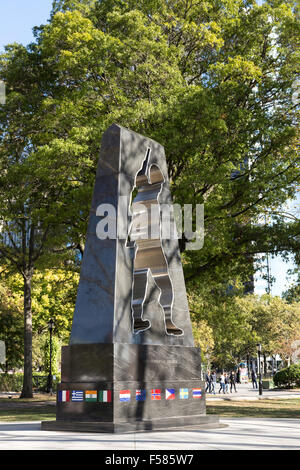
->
41, 343, 220, 433
41, 415, 222, 433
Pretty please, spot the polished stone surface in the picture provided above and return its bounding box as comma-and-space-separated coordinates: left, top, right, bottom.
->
42, 415, 219, 433
43, 125, 218, 433
50, 343, 207, 428
70, 124, 194, 346
61, 343, 202, 383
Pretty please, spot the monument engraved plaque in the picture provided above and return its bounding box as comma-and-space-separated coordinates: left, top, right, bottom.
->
42, 124, 219, 432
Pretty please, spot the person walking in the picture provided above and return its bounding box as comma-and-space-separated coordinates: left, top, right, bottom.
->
205, 371, 211, 393
211, 371, 217, 395
230, 371, 237, 393
219, 373, 225, 394
251, 369, 258, 389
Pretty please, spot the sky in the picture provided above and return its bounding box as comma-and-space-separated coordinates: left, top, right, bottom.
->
0, 0, 53, 52
0, 0, 298, 297
254, 195, 299, 297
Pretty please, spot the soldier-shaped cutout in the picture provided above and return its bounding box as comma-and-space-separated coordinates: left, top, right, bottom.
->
127, 149, 184, 336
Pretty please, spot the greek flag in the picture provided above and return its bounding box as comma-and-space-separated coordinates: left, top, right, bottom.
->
72, 390, 84, 402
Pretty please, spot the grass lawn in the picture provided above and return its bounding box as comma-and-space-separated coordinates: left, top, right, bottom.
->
0, 394, 56, 422
207, 398, 300, 419
0, 395, 299, 422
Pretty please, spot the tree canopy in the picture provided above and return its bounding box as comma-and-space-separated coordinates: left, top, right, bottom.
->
0, 0, 299, 389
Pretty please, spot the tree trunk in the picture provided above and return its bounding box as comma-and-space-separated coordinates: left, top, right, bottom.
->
20, 272, 33, 398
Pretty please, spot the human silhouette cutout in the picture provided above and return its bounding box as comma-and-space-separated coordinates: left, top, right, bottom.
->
127, 150, 183, 336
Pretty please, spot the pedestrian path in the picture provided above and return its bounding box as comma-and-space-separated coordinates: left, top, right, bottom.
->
0, 418, 299, 450
206, 383, 300, 401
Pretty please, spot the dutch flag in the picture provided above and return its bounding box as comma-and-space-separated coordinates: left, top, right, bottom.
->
119, 390, 131, 402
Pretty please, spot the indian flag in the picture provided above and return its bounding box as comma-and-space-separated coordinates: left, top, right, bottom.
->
85, 390, 97, 402
99, 390, 112, 403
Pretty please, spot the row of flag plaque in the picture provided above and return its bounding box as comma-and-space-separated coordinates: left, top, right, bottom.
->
58, 388, 202, 403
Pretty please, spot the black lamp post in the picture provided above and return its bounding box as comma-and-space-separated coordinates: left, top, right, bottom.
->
257, 343, 263, 396
47, 319, 54, 395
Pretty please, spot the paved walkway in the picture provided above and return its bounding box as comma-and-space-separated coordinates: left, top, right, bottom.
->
206, 383, 300, 401
0, 418, 299, 450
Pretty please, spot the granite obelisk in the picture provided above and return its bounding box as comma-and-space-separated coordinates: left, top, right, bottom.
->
42, 124, 219, 432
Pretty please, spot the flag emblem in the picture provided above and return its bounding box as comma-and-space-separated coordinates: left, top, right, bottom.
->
85, 390, 97, 402
151, 389, 161, 400
58, 390, 70, 402
99, 390, 112, 403
136, 389, 146, 401
165, 388, 175, 400
179, 388, 189, 399
119, 390, 131, 402
192, 388, 202, 398
71, 390, 84, 402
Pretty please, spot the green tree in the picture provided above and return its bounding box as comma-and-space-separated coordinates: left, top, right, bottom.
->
0, 43, 79, 394
0, 0, 299, 391
0, 280, 24, 371
38, 0, 300, 287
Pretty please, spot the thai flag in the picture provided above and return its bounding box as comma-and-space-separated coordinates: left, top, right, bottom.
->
192, 388, 202, 398
151, 389, 161, 400
119, 390, 131, 402
58, 390, 70, 402
136, 389, 146, 401
165, 388, 175, 400
71, 390, 84, 401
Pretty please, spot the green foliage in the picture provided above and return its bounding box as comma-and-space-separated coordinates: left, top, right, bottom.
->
189, 286, 300, 368
0, 0, 299, 379
0, 373, 24, 392
1, 0, 299, 284
273, 364, 300, 388
0, 281, 24, 371
0, 372, 61, 392
8, 269, 79, 339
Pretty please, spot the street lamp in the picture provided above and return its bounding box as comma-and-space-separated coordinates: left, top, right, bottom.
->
257, 343, 263, 396
47, 319, 54, 395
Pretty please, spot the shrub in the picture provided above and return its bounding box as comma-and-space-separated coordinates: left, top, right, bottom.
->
0, 373, 23, 392
0, 372, 60, 392
273, 364, 300, 388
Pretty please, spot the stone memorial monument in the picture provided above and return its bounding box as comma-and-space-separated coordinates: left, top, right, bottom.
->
42, 124, 219, 432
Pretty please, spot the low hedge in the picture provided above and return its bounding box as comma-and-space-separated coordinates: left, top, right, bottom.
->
0, 372, 61, 392
273, 364, 300, 388
0, 373, 23, 392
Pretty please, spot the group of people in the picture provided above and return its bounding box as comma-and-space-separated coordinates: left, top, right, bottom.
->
205, 371, 238, 394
